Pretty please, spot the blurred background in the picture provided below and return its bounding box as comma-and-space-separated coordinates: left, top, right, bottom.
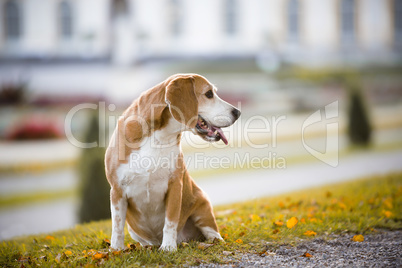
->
0, 0, 402, 240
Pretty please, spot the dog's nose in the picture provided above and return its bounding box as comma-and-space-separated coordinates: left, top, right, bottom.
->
231, 108, 241, 120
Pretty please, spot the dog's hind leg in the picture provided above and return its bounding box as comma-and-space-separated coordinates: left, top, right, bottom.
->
191, 199, 223, 242
110, 188, 127, 250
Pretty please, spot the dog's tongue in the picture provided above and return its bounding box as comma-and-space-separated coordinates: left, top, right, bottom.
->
210, 126, 228, 145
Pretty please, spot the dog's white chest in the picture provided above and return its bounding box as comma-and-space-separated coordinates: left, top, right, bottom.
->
116, 125, 181, 240
119, 144, 179, 205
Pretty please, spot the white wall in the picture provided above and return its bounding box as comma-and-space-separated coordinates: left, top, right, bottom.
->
0, 0, 110, 57
259, 0, 287, 50
73, 0, 110, 57
303, 0, 338, 52
0, 0, 397, 65
23, 0, 57, 55
358, 0, 393, 51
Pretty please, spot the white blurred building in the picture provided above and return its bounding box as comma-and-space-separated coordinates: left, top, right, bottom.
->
0, 0, 401, 67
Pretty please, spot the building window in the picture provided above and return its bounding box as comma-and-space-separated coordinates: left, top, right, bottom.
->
171, 0, 182, 36
287, 0, 299, 42
4, 0, 21, 40
60, 1, 73, 38
395, 0, 402, 46
340, 0, 356, 45
112, 0, 127, 19
225, 0, 237, 35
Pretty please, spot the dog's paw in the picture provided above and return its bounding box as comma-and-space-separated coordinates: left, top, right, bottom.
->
212, 236, 224, 243
205, 232, 224, 243
110, 242, 125, 251
207, 235, 224, 244
159, 240, 177, 252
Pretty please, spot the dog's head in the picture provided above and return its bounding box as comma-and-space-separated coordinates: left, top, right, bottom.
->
165, 74, 240, 145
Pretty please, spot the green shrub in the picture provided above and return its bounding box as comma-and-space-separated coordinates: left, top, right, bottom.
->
78, 112, 110, 223
347, 81, 372, 146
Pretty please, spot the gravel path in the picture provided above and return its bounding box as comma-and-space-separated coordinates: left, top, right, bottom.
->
199, 230, 402, 267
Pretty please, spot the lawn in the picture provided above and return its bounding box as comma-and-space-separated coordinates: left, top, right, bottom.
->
1, 172, 401, 267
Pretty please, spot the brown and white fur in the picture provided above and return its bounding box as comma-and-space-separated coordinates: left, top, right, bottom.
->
105, 74, 241, 251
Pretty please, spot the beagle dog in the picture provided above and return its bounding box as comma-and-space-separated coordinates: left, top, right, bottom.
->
105, 74, 241, 251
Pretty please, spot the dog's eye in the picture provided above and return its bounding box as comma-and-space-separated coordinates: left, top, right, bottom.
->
205, 90, 214, 99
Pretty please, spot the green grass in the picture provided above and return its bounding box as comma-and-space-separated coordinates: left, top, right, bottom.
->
1, 172, 401, 267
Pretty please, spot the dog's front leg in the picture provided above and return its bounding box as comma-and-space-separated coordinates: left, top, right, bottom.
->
110, 188, 127, 250
160, 178, 182, 251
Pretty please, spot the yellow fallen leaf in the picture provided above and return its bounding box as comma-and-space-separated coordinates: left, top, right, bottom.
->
235, 239, 243, 244
309, 218, 318, 223
92, 252, 108, 260
93, 253, 103, 260
301, 252, 313, 258
64, 250, 72, 256
249, 214, 261, 222
274, 220, 283, 227
45, 235, 55, 241
83, 249, 96, 257
338, 202, 347, 210
286, 217, 298, 228
352, 234, 364, 242
383, 210, 393, 218
303, 230, 317, 236
222, 233, 229, 239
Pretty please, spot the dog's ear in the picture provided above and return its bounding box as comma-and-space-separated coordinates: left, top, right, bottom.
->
165, 76, 198, 128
